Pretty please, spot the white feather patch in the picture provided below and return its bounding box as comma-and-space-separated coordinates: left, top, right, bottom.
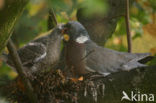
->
101, 73, 110, 77
28, 42, 35, 46
76, 35, 89, 43
28, 42, 47, 62
35, 52, 47, 62
58, 24, 63, 29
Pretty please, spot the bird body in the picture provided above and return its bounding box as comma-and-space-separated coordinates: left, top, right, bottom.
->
63, 21, 152, 77
2, 25, 63, 75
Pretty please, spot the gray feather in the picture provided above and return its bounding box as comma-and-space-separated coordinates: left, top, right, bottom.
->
85, 40, 151, 74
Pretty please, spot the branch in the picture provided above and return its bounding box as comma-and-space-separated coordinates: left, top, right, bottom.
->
125, 0, 132, 53
7, 39, 38, 103
0, 0, 29, 54
81, 49, 95, 61
77, 65, 156, 103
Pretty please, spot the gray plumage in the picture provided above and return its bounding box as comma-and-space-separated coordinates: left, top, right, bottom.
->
2, 25, 63, 75
63, 21, 151, 76
85, 40, 150, 76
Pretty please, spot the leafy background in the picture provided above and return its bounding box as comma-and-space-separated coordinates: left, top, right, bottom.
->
0, 0, 156, 102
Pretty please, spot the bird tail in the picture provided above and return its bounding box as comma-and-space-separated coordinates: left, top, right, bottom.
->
134, 53, 154, 63
138, 56, 155, 64
122, 53, 153, 71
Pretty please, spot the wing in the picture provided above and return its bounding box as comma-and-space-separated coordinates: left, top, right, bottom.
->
85, 40, 151, 74
7, 42, 47, 68
85, 41, 123, 73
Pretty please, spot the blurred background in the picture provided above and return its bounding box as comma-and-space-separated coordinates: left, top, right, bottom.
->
0, 0, 156, 101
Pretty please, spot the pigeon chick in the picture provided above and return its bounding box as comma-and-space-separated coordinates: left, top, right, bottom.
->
62, 21, 152, 77
2, 24, 64, 75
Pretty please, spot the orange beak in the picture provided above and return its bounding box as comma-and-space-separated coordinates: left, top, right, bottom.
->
61, 27, 70, 41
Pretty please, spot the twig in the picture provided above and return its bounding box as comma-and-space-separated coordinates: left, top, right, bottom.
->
125, 0, 132, 53
81, 49, 95, 61
7, 39, 38, 103
48, 8, 58, 30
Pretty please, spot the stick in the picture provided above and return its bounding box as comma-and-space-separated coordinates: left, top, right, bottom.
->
125, 0, 132, 53
7, 39, 38, 103
81, 49, 95, 61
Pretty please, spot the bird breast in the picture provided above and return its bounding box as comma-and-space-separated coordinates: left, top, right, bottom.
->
65, 40, 87, 76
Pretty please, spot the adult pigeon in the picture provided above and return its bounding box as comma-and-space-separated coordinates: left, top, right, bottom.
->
62, 21, 152, 77
2, 24, 64, 75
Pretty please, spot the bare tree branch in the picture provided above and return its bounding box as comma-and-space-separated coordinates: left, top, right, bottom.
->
125, 0, 132, 53
7, 39, 38, 103
81, 49, 95, 61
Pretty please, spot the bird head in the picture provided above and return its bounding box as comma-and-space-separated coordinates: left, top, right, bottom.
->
62, 21, 90, 44
48, 23, 66, 39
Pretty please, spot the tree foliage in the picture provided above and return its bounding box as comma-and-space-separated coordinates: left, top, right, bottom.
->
0, 0, 29, 54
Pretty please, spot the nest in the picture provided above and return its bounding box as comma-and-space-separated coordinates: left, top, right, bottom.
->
2, 69, 105, 103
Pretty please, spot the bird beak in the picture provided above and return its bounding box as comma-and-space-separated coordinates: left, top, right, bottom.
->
61, 27, 70, 42
63, 34, 70, 41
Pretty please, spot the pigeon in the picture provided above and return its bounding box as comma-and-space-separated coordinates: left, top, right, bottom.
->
62, 21, 152, 77
1, 24, 64, 75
